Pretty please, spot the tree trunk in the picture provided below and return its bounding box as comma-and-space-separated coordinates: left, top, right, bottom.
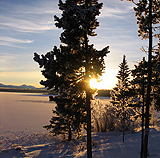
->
86, 89, 92, 158
84, 0, 92, 154
143, 0, 152, 157
141, 74, 145, 158
122, 99, 125, 143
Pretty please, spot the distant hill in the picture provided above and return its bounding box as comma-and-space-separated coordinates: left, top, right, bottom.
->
0, 83, 49, 93
0, 83, 37, 89
0, 83, 111, 96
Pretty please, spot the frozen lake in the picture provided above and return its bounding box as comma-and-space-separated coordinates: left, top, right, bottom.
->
0, 92, 110, 134
0, 92, 55, 133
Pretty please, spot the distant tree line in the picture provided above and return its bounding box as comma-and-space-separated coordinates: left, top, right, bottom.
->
96, 89, 111, 97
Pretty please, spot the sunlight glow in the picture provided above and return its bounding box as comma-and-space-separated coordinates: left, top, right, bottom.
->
90, 79, 99, 89
90, 69, 118, 89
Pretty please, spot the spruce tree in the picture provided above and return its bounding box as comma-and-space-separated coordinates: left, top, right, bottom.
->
131, 43, 160, 157
44, 89, 87, 140
122, 0, 160, 38
151, 42, 160, 110
121, 1, 159, 157
133, 0, 160, 39
110, 55, 134, 142
34, 46, 88, 140
131, 57, 148, 110
131, 57, 148, 157
131, 44, 160, 112
34, 0, 109, 157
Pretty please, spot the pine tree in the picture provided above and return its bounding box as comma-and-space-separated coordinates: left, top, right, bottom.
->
121, 1, 159, 157
131, 57, 148, 157
131, 43, 160, 157
34, 0, 109, 157
34, 46, 88, 140
131, 43, 160, 112
122, 0, 160, 38
134, 2, 159, 157
131, 57, 148, 109
44, 89, 87, 140
133, 0, 160, 39
110, 55, 134, 142
151, 41, 160, 110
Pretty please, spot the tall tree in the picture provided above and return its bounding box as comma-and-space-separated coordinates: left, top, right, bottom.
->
131, 45, 160, 157
34, 46, 88, 141
134, 1, 157, 157
110, 55, 133, 142
133, 0, 160, 39
121, 0, 159, 157
131, 43, 160, 112
122, 0, 159, 38
34, 0, 109, 157
131, 57, 148, 158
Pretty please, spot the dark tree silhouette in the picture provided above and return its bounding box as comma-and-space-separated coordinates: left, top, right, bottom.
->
34, 0, 109, 157
131, 47, 160, 157
121, 0, 160, 157
131, 57, 148, 157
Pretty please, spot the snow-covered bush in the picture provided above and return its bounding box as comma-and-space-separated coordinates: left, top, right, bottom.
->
91, 99, 140, 132
91, 99, 116, 132
115, 106, 138, 132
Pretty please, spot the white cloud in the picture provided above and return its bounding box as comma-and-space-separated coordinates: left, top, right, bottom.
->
2, 0, 60, 15
0, 36, 33, 44
11, 5, 60, 15
0, 36, 34, 48
0, 41, 23, 48
0, 0, 59, 33
0, 15, 57, 33
99, 1, 134, 18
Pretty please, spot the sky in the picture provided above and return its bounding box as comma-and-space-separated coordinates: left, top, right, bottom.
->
0, 0, 156, 89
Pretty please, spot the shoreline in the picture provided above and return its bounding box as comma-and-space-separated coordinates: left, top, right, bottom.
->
0, 88, 111, 97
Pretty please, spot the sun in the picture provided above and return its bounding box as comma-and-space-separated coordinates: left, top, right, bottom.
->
90, 79, 99, 89
89, 69, 118, 89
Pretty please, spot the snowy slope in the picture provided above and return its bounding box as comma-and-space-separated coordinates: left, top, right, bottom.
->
0, 127, 160, 158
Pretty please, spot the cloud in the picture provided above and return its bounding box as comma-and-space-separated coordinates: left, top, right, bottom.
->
0, 0, 60, 15
99, 1, 134, 18
0, 1, 59, 33
0, 15, 57, 33
0, 41, 24, 48
0, 36, 34, 48
0, 36, 33, 44
100, 7, 124, 18
0, 0, 134, 33
8, 3, 60, 15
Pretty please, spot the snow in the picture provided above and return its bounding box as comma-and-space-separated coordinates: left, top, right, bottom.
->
1, 129, 160, 158
0, 92, 55, 133
0, 92, 160, 158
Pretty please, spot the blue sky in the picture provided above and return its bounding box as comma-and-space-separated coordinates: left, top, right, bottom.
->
0, 0, 154, 89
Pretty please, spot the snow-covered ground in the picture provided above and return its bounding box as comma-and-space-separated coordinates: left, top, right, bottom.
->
0, 92, 160, 158
0, 92, 54, 133
1, 128, 160, 158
